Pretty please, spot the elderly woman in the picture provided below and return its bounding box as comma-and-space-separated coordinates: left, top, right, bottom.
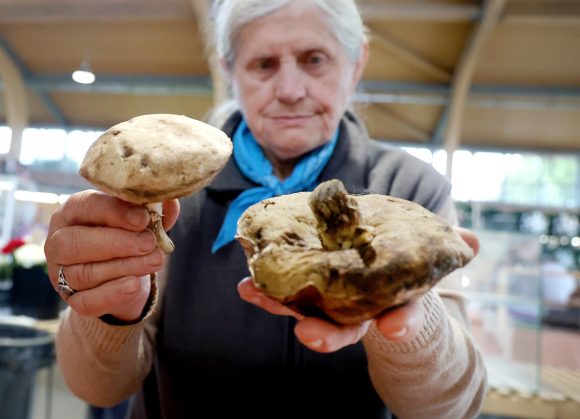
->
45, 0, 486, 418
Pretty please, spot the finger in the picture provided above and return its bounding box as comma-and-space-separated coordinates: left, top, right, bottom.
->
237, 277, 304, 320
47, 227, 156, 267
54, 249, 163, 292
106, 276, 152, 322
49, 190, 150, 235
239, 277, 371, 352
162, 199, 180, 231
294, 317, 371, 353
375, 299, 424, 343
67, 275, 150, 321
455, 227, 480, 257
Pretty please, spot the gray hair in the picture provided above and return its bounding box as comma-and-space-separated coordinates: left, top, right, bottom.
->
212, 0, 368, 68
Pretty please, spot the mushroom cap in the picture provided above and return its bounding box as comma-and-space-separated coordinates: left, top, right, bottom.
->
236, 190, 473, 324
79, 114, 232, 203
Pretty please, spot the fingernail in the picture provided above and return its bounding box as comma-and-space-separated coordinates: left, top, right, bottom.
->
128, 207, 148, 228
145, 251, 163, 266
306, 339, 323, 349
138, 231, 155, 252
389, 326, 408, 339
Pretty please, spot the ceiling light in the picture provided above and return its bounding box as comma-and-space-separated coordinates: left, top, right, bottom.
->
72, 61, 95, 84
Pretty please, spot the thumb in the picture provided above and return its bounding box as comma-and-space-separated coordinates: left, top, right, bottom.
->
375, 299, 424, 343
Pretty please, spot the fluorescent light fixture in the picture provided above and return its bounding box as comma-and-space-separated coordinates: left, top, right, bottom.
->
72, 61, 95, 84
72, 69, 96, 84
58, 194, 71, 204
0, 189, 70, 204
14, 190, 60, 204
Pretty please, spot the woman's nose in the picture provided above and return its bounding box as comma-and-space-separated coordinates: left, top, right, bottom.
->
274, 62, 306, 103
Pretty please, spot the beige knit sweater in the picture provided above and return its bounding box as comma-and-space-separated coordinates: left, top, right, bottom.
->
55, 201, 487, 418
56, 283, 486, 419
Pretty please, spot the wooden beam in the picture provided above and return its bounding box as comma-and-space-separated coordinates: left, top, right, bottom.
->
0, 2, 479, 23
360, 3, 481, 23
3, 74, 579, 111
443, 0, 506, 179
373, 104, 430, 142
1, 1, 577, 25
0, 2, 194, 23
0, 3, 479, 23
0, 42, 29, 173
190, 0, 228, 107
504, 0, 580, 25
432, 107, 450, 145
0, 36, 67, 126
361, 1, 580, 24
371, 32, 452, 83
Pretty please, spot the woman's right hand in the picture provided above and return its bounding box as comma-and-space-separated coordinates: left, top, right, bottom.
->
44, 190, 180, 322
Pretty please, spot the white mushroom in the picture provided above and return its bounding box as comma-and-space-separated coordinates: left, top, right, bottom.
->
80, 114, 232, 253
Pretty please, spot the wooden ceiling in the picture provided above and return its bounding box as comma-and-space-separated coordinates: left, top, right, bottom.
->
0, 0, 579, 156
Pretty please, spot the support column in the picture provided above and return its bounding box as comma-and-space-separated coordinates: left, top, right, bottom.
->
0, 44, 29, 174
443, 0, 505, 179
190, 0, 228, 107
372, 32, 452, 83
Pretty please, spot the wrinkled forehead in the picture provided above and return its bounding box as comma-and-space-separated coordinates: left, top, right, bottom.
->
231, 2, 339, 60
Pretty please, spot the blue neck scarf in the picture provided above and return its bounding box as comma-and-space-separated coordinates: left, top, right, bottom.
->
211, 119, 339, 253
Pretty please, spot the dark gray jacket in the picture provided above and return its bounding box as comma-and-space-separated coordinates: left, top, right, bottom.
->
132, 112, 450, 419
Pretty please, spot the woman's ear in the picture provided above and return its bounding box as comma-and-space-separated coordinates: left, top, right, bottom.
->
350, 42, 369, 94
218, 57, 232, 85
216, 56, 236, 101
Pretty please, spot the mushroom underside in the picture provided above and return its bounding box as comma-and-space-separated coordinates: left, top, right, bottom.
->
237, 180, 473, 324
246, 240, 466, 324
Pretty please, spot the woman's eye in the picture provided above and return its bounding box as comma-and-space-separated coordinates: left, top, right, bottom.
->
305, 52, 326, 67
256, 58, 276, 71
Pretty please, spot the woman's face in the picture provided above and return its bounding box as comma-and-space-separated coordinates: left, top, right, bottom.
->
229, 3, 367, 163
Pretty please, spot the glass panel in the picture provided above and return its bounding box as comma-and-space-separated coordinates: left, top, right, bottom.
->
0, 127, 11, 155
64, 130, 102, 173
19, 128, 67, 168
459, 230, 544, 393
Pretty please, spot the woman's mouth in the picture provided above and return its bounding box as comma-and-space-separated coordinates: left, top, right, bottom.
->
271, 114, 315, 126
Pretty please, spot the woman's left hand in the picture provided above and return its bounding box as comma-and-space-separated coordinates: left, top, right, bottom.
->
237, 227, 480, 353
238, 277, 424, 352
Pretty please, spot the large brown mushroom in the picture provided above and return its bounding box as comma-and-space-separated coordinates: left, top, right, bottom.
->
80, 114, 232, 253
236, 179, 473, 324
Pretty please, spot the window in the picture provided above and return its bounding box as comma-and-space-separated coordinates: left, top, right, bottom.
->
19, 128, 67, 168
0, 127, 11, 154
399, 145, 579, 209
14, 127, 102, 172
64, 130, 103, 172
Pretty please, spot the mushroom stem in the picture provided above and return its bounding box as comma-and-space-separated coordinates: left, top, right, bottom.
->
309, 180, 375, 263
145, 202, 175, 254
